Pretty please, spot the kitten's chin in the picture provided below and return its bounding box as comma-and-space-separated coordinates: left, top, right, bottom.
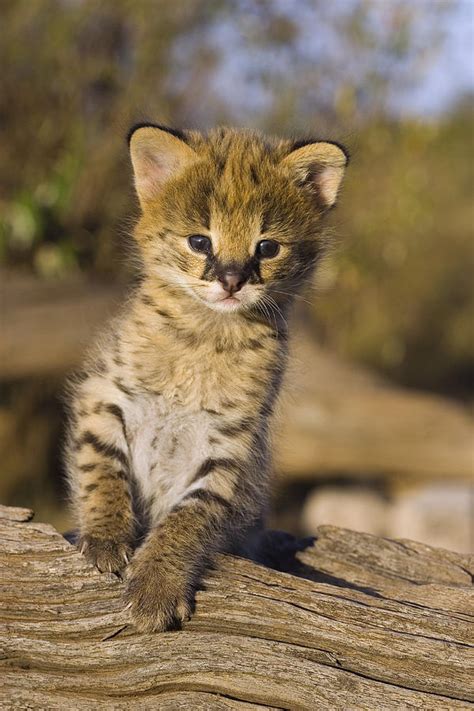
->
204, 296, 244, 313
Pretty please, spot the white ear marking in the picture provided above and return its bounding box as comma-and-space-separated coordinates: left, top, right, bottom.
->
281, 141, 348, 209
313, 163, 346, 207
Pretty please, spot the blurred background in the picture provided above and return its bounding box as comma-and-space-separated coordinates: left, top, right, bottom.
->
1, 0, 473, 552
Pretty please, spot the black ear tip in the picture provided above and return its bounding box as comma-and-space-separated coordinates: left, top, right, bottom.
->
327, 139, 350, 165
290, 137, 350, 165
126, 123, 147, 145
126, 122, 188, 146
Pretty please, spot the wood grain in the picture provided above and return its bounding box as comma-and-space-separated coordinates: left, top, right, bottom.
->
0, 504, 472, 709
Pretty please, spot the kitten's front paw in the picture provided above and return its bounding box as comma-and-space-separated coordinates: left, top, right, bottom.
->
124, 554, 192, 633
78, 534, 132, 574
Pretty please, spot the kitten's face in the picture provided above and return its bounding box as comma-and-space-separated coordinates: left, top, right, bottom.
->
130, 127, 347, 315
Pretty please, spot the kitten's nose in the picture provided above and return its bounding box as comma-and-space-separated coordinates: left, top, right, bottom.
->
219, 271, 246, 295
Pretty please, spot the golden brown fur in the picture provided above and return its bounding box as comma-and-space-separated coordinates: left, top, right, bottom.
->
65, 125, 347, 631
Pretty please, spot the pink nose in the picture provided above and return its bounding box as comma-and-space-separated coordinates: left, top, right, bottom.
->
218, 272, 246, 295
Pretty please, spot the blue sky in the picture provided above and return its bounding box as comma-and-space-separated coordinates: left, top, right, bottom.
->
403, 0, 473, 115
208, 0, 474, 121
170, 0, 473, 124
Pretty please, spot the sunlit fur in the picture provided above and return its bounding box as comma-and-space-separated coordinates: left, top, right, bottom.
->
134, 127, 344, 317
65, 125, 347, 632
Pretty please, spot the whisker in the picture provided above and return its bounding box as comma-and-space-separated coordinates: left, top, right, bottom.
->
264, 294, 289, 330
258, 294, 280, 332
260, 294, 288, 332
269, 289, 314, 307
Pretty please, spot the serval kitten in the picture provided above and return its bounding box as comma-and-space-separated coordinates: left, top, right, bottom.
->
65, 124, 348, 632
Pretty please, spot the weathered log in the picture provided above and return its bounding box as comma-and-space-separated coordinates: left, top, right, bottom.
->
277, 335, 474, 482
1, 504, 472, 709
1, 271, 123, 380
2, 274, 473, 484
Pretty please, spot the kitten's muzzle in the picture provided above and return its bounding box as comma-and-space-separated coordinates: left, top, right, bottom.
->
218, 270, 247, 296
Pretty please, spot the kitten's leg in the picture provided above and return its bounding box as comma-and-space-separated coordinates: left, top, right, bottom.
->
68, 396, 135, 574
125, 457, 264, 632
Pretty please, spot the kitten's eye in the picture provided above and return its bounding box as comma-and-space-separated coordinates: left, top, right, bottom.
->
256, 239, 280, 259
188, 235, 212, 254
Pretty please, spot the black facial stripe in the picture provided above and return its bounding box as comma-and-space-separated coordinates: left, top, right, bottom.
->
270, 241, 319, 285
212, 258, 262, 286
250, 256, 262, 283
201, 251, 217, 281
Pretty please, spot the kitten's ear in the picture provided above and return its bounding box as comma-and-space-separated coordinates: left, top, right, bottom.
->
281, 140, 348, 209
128, 124, 198, 207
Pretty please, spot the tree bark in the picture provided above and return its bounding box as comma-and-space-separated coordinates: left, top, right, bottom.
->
1, 504, 472, 709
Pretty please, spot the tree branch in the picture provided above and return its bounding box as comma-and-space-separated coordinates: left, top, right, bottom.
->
1, 504, 472, 709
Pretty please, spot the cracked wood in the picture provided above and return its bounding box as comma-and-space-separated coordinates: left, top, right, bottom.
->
0, 504, 472, 709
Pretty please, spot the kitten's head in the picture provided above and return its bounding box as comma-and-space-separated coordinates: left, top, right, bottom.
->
129, 125, 347, 314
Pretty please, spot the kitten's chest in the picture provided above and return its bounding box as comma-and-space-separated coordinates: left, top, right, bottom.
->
126, 395, 211, 516
140, 337, 274, 409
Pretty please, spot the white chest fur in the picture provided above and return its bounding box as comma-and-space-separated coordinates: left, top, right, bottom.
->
125, 394, 212, 522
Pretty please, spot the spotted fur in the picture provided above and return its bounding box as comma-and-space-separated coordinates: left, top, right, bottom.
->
65, 125, 347, 632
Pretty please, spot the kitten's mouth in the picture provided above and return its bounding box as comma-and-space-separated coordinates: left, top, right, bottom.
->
221, 296, 240, 306
191, 280, 257, 313
211, 295, 242, 312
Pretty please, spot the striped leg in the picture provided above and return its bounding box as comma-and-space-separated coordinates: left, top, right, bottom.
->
70, 401, 135, 574
125, 458, 262, 632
